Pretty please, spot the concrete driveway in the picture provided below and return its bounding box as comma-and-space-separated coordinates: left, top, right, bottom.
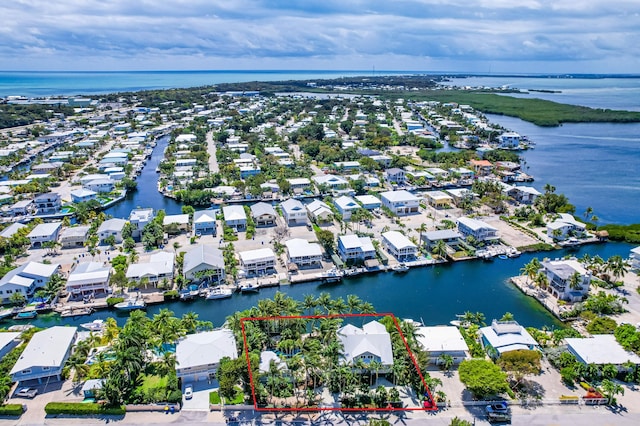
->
182, 380, 217, 411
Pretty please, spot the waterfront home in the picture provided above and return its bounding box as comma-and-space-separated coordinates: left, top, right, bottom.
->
10, 326, 77, 384
546, 213, 587, 241
370, 154, 392, 168
79, 174, 110, 185
425, 167, 449, 180
27, 222, 62, 248
183, 244, 225, 283
385, 168, 406, 185
0, 261, 59, 303
238, 248, 276, 276
0, 332, 21, 359
285, 238, 323, 268
381, 231, 417, 261
541, 258, 591, 302
312, 174, 349, 190
565, 335, 640, 368
448, 167, 474, 180
239, 164, 261, 179
479, 320, 539, 358
83, 178, 115, 193
306, 199, 333, 223
469, 159, 494, 177
9, 199, 32, 216
286, 178, 312, 194
421, 229, 462, 250
97, 218, 127, 244
502, 185, 541, 205
70, 188, 98, 203
445, 188, 475, 207
33, 192, 61, 215
333, 196, 360, 221
126, 251, 175, 286
129, 208, 154, 239
250, 202, 277, 227
59, 225, 90, 248
259, 351, 288, 374
32, 162, 63, 175
337, 234, 376, 263
457, 217, 499, 242
498, 132, 521, 149
175, 329, 237, 383
425, 190, 454, 209
337, 321, 393, 370
380, 190, 420, 215
416, 326, 470, 365
630, 246, 640, 270
193, 210, 217, 236
280, 199, 307, 227
66, 262, 111, 297
163, 214, 190, 233
355, 194, 381, 211
222, 205, 247, 231
0, 222, 26, 239
175, 134, 197, 143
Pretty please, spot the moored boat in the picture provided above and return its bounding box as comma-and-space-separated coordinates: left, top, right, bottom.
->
391, 263, 409, 273
320, 268, 343, 283
60, 307, 94, 318
14, 311, 37, 320
114, 298, 146, 311
205, 287, 233, 300
240, 283, 260, 293
80, 319, 106, 331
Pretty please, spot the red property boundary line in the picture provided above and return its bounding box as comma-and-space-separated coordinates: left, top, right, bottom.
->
240, 312, 437, 412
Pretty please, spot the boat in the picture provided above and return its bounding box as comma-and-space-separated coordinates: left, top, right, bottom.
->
80, 319, 106, 332
60, 307, 94, 318
240, 283, 260, 293
205, 287, 233, 300
320, 268, 343, 283
392, 263, 409, 273
114, 298, 146, 311
507, 247, 521, 258
13, 311, 37, 320
498, 254, 509, 260
0, 308, 14, 320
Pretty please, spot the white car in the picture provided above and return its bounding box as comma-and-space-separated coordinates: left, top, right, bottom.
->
184, 385, 193, 400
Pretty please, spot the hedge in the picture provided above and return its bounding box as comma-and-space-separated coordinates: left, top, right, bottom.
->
106, 297, 125, 307
44, 402, 125, 415
0, 404, 24, 416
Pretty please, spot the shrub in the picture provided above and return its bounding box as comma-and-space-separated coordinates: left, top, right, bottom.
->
0, 404, 24, 416
163, 290, 179, 300
167, 389, 182, 404
209, 391, 221, 404
44, 402, 125, 415
106, 297, 125, 307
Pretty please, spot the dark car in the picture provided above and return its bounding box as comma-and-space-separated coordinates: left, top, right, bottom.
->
15, 388, 38, 398
486, 402, 511, 423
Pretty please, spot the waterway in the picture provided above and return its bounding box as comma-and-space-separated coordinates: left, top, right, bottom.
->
12, 241, 635, 330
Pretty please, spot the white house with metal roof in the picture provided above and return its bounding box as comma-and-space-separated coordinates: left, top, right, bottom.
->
250, 202, 277, 227
337, 321, 393, 370
176, 329, 237, 383
193, 210, 217, 235
285, 238, 323, 267
355, 194, 381, 210
457, 217, 499, 242
66, 262, 111, 297
27, 222, 62, 247
222, 205, 247, 231
546, 213, 587, 241
239, 248, 276, 276
0, 261, 59, 303
416, 326, 470, 365
541, 258, 591, 302
280, 199, 307, 226
0, 332, 21, 360
306, 199, 333, 222
97, 218, 127, 243
380, 190, 420, 215
59, 225, 91, 248
163, 214, 190, 232
381, 231, 417, 261
129, 208, 154, 238
183, 244, 225, 283
0, 222, 26, 239
479, 320, 539, 358
333, 196, 360, 221
126, 251, 175, 286
337, 235, 376, 263
10, 326, 77, 384
565, 335, 640, 367
421, 229, 462, 249
70, 188, 98, 203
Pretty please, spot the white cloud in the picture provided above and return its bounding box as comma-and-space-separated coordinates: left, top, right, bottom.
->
0, 1, 638, 72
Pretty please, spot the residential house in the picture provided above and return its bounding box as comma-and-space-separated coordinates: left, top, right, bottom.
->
333, 196, 360, 221
546, 213, 587, 241
469, 159, 493, 177
82, 379, 105, 399
503, 185, 541, 204
176, 329, 237, 383
0, 223, 26, 239
312, 174, 349, 190
337, 321, 393, 370
27, 222, 62, 248
239, 248, 276, 276
9, 199, 32, 216
129, 208, 154, 239
97, 218, 127, 244
381, 231, 417, 261
287, 178, 312, 195
448, 167, 474, 180
445, 188, 474, 207
630, 246, 640, 270
70, 188, 98, 203
66, 262, 111, 297
222, 205, 247, 231
457, 217, 499, 242
355, 195, 381, 210
425, 191, 454, 209
565, 335, 640, 368
334, 161, 360, 172
498, 132, 521, 149
250, 202, 277, 227
10, 326, 77, 384
285, 239, 323, 267
479, 320, 539, 358
380, 190, 420, 215
193, 210, 217, 236
0, 261, 59, 303
126, 251, 175, 286
416, 326, 470, 365
59, 225, 90, 248
183, 244, 226, 283
337, 235, 376, 263
421, 229, 462, 250
33, 192, 61, 214
306, 199, 333, 222
83, 178, 115, 193
541, 258, 591, 302
280, 199, 307, 226
0, 332, 21, 360
385, 168, 406, 185
163, 214, 190, 233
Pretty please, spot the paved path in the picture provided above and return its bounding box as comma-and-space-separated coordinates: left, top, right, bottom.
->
206, 130, 219, 173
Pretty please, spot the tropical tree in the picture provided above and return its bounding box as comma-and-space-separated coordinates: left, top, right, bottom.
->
600, 378, 625, 405
438, 354, 454, 373
606, 255, 628, 283
521, 258, 541, 285
568, 271, 582, 290
432, 239, 448, 259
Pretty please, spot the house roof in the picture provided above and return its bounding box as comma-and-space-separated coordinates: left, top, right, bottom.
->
250, 202, 276, 218
0, 223, 26, 239
183, 244, 225, 274
355, 195, 381, 206
10, 326, 77, 375
338, 320, 394, 365
259, 350, 287, 373
457, 217, 497, 232
193, 210, 216, 223
163, 214, 190, 226
542, 259, 588, 281
426, 190, 454, 201
97, 218, 127, 234
126, 252, 175, 279
21, 261, 59, 278
176, 329, 237, 370
423, 229, 462, 241
0, 332, 21, 352
281, 198, 304, 213
566, 335, 640, 365
223, 205, 246, 222
67, 262, 110, 286
334, 196, 359, 212
28, 222, 61, 238
380, 190, 419, 203
129, 208, 154, 222
70, 188, 98, 198
416, 326, 469, 353
339, 234, 374, 251
480, 320, 538, 354
60, 225, 91, 239
285, 239, 322, 258
382, 231, 416, 250
239, 248, 276, 264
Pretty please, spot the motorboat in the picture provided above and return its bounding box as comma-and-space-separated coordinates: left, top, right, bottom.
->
320, 268, 343, 283
391, 263, 409, 273
13, 311, 37, 320
114, 298, 146, 311
240, 283, 260, 293
205, 287, 233, 300
80, 319, 106, 332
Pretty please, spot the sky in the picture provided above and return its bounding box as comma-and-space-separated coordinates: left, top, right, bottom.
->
1, 0, 639, 73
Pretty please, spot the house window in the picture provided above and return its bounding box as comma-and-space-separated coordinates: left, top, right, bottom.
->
42, 366, 50, 370
22, 369, 31, 374
6, 290, 12, 294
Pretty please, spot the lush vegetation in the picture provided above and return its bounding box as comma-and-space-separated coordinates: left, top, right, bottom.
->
44, 402, 125, 415
0, 404, 24, 416
0, 103, 75, 129
458, 359, 509, 398
598, 223, 640, 244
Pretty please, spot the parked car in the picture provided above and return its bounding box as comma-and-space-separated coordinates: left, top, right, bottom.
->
486, 402, 511, 423
15, 388, 38, 398
184, 385, 193, 400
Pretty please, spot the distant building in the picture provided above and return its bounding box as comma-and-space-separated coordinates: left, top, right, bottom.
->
129, 208, 154, 239
381, 231, 417, 261
480, 320, 539, 358
175, 329, 237, 383
380, 190, 420, 215
541, 258, 591, 302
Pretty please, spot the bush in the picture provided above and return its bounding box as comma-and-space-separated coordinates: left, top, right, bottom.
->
44, 402, 125, 415
0, 404, 24, 416
106, 297, 124, 307
163, 290, 179, 300
167, 389, 182, 404
209, 391, 221, 404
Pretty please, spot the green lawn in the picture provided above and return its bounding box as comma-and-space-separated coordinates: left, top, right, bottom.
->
140, 374, 167, 393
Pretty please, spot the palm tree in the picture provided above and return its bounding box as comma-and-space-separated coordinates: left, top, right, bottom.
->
432, 239, 448, 259
438, 354, 454, 373
102, 317, 120, 344
534, 271, 549, 290
568, 271, 582, 290
521, 258, 541, 285
181, 311, 199, 334
417, 223, 428, 250
606, 255, 629, 283
346, 294, 363, 313
0, 375, 12, 401
583, 206, 593, 221
601, 378, 624, 405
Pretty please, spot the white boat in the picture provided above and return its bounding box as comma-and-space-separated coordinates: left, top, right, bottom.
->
205, 287, 233, 300
392, 263, 409, 272
320, 268, 343, 283
80, 319, 105, 331
114, 298, 146, 311
240, 283, 260, 293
